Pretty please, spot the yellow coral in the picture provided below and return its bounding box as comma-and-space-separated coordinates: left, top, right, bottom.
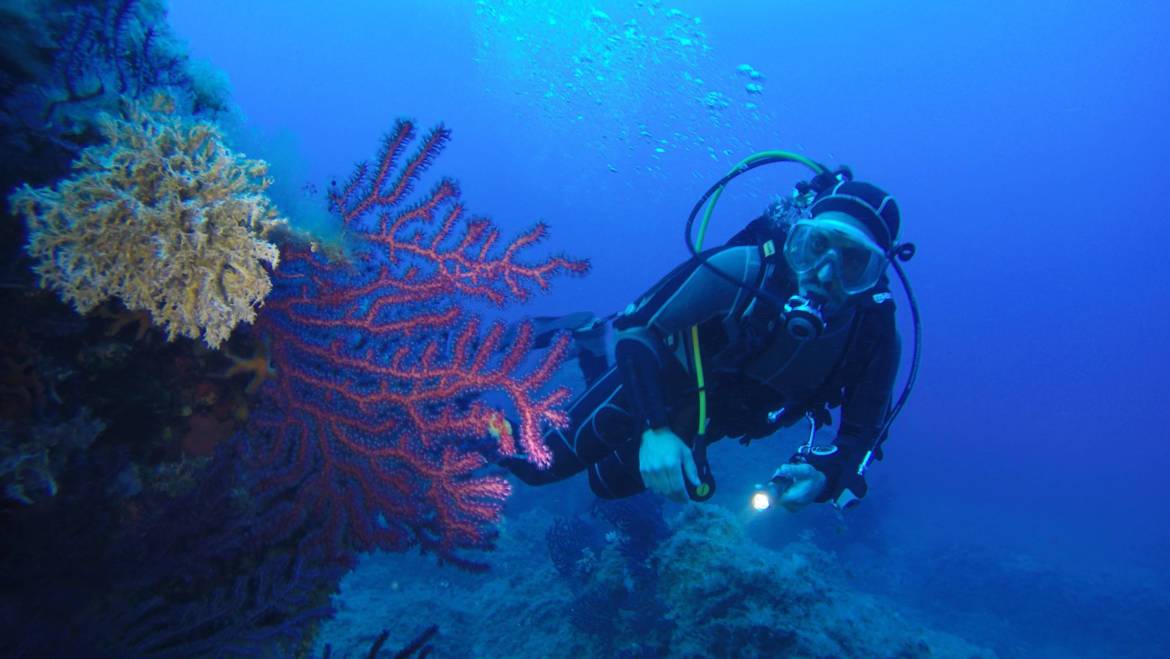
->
8, 94, 285, 348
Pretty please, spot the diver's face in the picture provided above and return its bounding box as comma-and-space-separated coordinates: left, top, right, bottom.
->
797, 261, 851, 316
787, 211, 885, 317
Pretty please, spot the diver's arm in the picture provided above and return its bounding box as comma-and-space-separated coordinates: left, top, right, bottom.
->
613, 245, 763, 432
613, 246, 762, 498
640, 246, 762, 336
838, 313, 901, 454
806, 311, 901, 509
613, 326, 673, 431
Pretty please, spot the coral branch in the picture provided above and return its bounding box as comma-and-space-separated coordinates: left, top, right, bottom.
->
250, 121, 587, 565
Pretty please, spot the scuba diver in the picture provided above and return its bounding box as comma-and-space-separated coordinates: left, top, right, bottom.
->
504, 154, 920, 511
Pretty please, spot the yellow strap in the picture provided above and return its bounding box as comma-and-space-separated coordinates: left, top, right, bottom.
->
690, 325, 706, 436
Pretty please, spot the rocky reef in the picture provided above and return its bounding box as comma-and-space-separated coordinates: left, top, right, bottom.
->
315, 503, 993, 658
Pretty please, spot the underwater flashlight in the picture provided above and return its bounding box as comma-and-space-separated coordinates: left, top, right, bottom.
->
750, 410, 819, 512
749, 475, 794, 512
750, 489, 772, 511
750, 472, 797, 512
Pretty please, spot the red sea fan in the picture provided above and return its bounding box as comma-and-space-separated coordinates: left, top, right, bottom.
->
248, 120, 588, 569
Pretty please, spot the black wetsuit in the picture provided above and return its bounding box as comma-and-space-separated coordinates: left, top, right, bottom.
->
505, 219, 900, 504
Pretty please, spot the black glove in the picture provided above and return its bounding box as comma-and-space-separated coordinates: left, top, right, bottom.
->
799, 444, 868, 509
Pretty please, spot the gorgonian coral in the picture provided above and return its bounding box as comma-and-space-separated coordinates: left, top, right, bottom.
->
8, 93, 284, 348
249, 120, 587, 567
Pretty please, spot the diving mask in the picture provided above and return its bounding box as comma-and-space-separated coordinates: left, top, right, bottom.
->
783, 219, 888, 294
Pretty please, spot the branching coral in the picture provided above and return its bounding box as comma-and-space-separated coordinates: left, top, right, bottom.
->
250, 120, 587, 566
9, 93, 286, 348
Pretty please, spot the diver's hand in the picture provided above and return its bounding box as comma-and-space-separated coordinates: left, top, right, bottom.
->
639, 427, 700, 501
776, 462, 826, 511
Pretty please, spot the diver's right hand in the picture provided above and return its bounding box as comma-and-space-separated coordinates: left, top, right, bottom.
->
639, 427, 700, 501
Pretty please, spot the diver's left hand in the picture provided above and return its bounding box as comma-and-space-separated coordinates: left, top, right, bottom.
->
775, 462, 826, 511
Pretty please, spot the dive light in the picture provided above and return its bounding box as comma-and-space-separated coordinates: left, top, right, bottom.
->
749, 410, 817, 512
751, 470, 797, 511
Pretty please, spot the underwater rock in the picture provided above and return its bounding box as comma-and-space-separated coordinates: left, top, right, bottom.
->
655, 505, 992, 658
0, 406, 105, 505
313, 506, 994, 658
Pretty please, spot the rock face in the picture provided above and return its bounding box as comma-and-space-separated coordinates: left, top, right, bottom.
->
314, 505, 994, 658
650, 505, 992, 658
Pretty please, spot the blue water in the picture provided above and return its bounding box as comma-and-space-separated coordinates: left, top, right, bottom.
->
12, 0, 1166, 655
171, 0, 1169, 560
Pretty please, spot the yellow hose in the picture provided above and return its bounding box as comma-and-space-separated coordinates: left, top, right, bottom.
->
689, 151, 827, 437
